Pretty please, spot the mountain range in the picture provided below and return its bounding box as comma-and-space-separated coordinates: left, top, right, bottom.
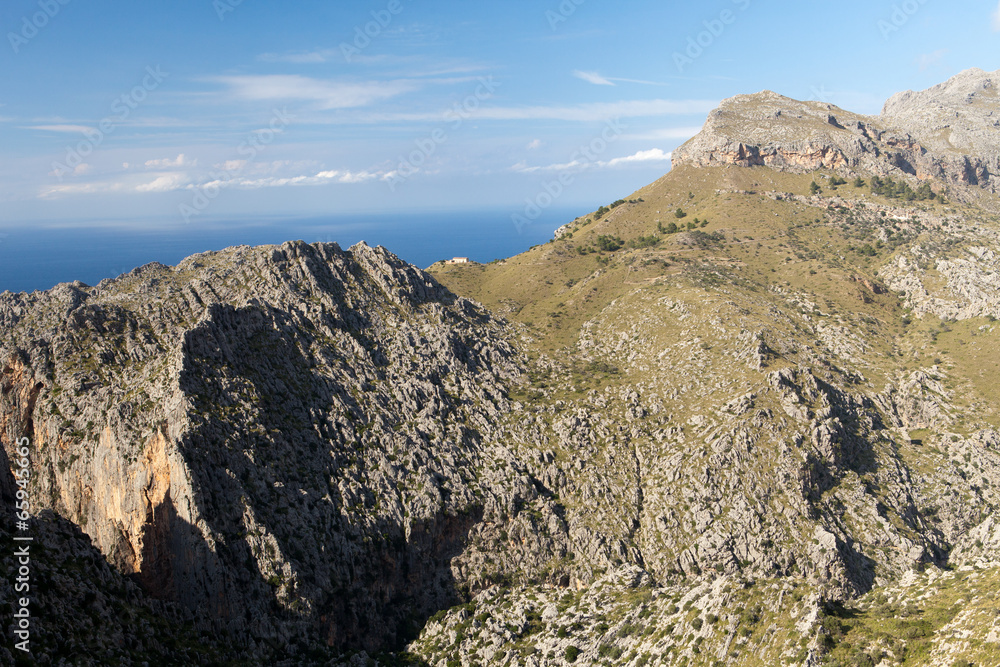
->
2, 67, 1000, 666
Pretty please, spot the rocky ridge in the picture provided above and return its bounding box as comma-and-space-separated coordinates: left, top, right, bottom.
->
673, 68, 1000, 197
0, 241, 572, 662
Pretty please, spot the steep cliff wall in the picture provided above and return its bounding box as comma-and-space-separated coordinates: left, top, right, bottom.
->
0, 241, 565, 655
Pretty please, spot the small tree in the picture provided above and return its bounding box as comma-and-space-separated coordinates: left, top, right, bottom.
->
853, 176, 865, 187
674, 208, 687, 219
858, 243, 877, 257
809, 181, 821, 195
595, 235, 623, 252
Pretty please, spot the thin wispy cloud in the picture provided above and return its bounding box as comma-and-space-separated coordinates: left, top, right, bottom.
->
136, 173, 191, 192
257, 49, 489, 80
257, 49, 339, 64
573, 70, 615, 86
41, 181, 129, 197
573, 70, 666, 86
144, 154, 195, 169
40, 167, 381, 199
356, 99, 717, 123
198, 170, 380, 190
27, 117, 208, 133
993, 1, 1000, 31
512, 147, 671, 174
212, 75, 420, 109
26, 124, 93, 133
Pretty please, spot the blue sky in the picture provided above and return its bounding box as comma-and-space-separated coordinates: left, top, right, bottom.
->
1, 0, 998, 229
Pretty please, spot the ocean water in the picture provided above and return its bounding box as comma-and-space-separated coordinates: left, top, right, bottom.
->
0, 207, 578, 294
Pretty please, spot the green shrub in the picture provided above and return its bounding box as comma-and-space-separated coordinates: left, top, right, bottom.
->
595, 235, 624, 252
628, 235, 660, 249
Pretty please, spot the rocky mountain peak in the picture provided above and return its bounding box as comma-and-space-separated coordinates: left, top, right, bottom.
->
674, 68, 1000, 196
880, 67, 1000, 160
882, 67, 998, 116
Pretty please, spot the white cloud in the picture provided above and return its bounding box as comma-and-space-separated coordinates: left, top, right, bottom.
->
47, 163, 93, 178
26, 124, 92, 133
144, 154, 195, 169
216, 159, 248, 172
527, 139, 542, 150
198, 169, 380, 189
513, 148, 672, 174
605, 148, 672, 166
40, 181, 128, 197
511, 159, 585, 174
573, 70, 615, 86
40, 166, 381, 199
136, 173, 191, 192
993, 1, 1000, 30
213, 75, 419, 109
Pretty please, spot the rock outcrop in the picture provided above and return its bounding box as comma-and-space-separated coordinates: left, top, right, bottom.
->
0, 241, 565, 660
673, 68, 1000, 195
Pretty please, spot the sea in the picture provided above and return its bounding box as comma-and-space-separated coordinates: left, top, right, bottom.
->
0, 207, 581, 294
